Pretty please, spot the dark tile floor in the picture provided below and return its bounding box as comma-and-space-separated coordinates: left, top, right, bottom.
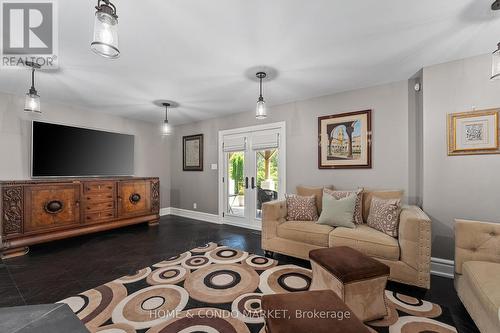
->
0, 215, 479, 333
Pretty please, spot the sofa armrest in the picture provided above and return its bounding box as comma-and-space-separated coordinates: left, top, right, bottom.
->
454, 219, 500, 275
398, 206, 432, 287
262, 200, 287, 240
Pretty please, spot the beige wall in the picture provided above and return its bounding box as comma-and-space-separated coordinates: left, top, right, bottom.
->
423, 54, 500, 260
170, 80, 410, 214
0, 91, 171, 207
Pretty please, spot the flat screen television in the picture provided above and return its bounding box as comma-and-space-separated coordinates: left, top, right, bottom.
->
31, 121, 135, 177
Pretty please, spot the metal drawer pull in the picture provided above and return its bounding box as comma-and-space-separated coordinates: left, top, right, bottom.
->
44, 200, 63, 214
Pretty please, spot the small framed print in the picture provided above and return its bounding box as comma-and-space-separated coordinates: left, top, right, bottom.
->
183, 134, 204, 171
448, 109, 500, 156
318, 109, 372, 169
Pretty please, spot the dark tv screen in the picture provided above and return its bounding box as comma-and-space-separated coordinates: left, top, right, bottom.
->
32, 121, 135, 177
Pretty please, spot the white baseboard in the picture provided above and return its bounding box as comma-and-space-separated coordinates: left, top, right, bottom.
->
431, 257, 454, 279
159, 207, 171, 216
223, 219, 262, 231
164, 207, 221, 225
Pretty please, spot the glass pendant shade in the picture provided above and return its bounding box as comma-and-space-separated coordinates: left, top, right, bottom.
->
491, 43, 500, 80
256, 98, 267, 119
91, 9, 119, 58
162, 121, 173, 136
24, 92, 41, 113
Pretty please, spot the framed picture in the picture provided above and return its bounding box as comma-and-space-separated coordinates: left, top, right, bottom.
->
447, 109, 499, 156
183, 134, 204, 171
318, 110, 372, 169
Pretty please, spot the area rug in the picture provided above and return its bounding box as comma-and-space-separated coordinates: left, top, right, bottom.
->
58, 243, 457, 333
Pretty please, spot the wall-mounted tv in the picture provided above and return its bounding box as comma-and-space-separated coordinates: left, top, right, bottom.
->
31, 121, 135, 178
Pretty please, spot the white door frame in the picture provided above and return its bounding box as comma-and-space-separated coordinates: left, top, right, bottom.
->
218, 121, 286, 230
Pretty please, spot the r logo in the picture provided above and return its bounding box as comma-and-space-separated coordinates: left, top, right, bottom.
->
2, 2, 53, 55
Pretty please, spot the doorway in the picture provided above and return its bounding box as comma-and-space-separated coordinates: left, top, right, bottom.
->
218, 122, 286, 230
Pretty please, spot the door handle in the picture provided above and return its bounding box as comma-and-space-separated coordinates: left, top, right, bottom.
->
245, 177, 249, 189
251, 177, 255, 189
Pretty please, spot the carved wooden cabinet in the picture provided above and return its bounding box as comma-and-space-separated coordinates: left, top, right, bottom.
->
1, 177, 160, 259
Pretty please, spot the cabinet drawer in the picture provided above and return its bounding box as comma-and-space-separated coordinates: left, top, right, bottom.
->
84, 193, 115, 203
85, 210, 115, 223
84, 182, 115, 194
84, 201, 114, 213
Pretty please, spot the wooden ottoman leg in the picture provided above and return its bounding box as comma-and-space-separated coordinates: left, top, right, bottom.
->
344, 275, 388, 322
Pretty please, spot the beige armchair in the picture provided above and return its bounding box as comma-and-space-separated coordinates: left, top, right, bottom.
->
454, 219, 500, 333
262, 199, 432, 289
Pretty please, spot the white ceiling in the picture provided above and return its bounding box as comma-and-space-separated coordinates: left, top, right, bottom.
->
1, 0, 499, 125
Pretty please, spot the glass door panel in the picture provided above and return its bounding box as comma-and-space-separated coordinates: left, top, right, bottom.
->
226, 152, 245, 217
255, 149, 279, 219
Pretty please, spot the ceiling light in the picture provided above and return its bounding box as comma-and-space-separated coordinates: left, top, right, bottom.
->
24, 62, 41, 114
256, 72, 267, 119
162, 103, 173, 136
491, 42, 500, 80
91, 0, 120, 59
491, 1, 500, 80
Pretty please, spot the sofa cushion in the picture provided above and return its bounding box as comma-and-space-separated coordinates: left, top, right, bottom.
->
362, 190, 403, 223
317, 193, 356, 228
286, 194, 318, 221
324, 188, 364, 225
462, 261, 500, 324
367, 197, 401, 237
277, 221, 334, 247
296, 185, 333, 214
329, 224, 400, 261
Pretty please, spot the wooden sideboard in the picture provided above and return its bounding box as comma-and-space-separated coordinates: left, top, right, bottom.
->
0, 177, 160, 259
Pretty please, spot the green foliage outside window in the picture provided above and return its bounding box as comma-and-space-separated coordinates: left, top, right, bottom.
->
230, 153, 244, 195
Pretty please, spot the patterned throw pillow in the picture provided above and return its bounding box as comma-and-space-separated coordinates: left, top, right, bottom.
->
367, 197, 402, 237
285, 194, 318, 221
324, 188, 363, 224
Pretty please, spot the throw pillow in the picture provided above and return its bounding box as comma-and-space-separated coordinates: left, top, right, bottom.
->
285, 194, 318, 221
296, 185, 334, 214
317, 193, 357, 228
324, 188, 363, 224
367, 197, 402, 237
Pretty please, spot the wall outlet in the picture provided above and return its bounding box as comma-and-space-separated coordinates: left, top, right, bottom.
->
211, 164, 218, 170
193, 203, 197, 209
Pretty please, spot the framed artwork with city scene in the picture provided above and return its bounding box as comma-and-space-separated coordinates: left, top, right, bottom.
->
318, 110, 372, 169
447, 109, 499, 156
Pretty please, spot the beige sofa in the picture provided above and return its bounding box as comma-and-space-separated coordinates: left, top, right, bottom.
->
262, 189, 432, 289
454, 219, 500, 333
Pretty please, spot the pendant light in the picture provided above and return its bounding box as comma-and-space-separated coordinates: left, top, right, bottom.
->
256, 72, 267, 119
162, 103, 173, 136
24, 62, 41, 113
491, 1, 500, 80
491, 42, 500, 80
91, 0, 120, 59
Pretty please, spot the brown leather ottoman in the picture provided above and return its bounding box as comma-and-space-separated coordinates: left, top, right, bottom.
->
309, 246, 390, 322
261, 290, 370, 333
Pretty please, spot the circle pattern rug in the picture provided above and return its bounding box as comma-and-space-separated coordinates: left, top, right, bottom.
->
58, 243, 458, 333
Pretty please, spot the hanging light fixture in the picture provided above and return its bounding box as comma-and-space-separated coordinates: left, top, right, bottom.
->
161, 103, 173, 136
91, 0, 120, 59
256, 72, 267, 119
491, 1, 500, 80
24, 62, 41, 113
491, 42, 500, 80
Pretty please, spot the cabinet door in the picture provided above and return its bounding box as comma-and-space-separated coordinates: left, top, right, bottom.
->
24, 184, 81, 233
117, 180, 151, 217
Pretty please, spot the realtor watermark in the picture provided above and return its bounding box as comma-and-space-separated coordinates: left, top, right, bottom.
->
149, 309, 352, 321
0, 0, 58, 68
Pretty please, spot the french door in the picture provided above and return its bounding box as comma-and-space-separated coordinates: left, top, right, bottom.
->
218, 122, 286, 230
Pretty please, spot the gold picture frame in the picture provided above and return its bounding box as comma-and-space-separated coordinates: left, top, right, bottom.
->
447, 108, 500, 156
